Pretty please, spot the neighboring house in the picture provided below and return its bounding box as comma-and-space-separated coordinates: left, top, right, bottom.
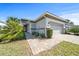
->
65, 19, 74, 30
21, 12, 70, 37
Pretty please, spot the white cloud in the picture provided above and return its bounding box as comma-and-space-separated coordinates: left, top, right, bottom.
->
0, 20, 6, 26
61, 13, 79, 25
0, 23, 6, 26
0, 23, 4, 26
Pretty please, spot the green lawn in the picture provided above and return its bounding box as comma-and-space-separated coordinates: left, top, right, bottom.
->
0, 40, 79, 56
0, 40, 32, 56
37, 41, 79, 56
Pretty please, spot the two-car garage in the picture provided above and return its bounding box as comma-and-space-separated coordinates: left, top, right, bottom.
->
48, 21, 64, 35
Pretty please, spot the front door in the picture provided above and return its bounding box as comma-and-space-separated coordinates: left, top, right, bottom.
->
24, 24, 28, 32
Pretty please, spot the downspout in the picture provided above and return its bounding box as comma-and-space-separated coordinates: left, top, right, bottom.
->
29, 22, 32, 34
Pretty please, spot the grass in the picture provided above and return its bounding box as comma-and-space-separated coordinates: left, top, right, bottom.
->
37, 41, 79, 56
0, 40, 79, 56
0, 40, 32, 56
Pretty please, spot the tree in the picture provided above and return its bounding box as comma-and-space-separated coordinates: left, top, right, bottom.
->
68, 25, 79, 35
0, 26, 1, 30
0, 17, 25, 43
7, 17, 20, 23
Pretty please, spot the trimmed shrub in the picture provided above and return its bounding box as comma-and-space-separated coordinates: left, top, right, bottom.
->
32, 32, 39, 37
69, 26, 79, 33
46, 28, 53, 38
35, 32, 39, 36
32, 32, 36, 35
67, 26, 79, 36
15, 31, 25, 40
40, 33, 45, 38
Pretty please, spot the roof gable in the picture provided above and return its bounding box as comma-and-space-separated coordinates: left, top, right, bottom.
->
35, 11, 66, 23
21, 11, 66, 23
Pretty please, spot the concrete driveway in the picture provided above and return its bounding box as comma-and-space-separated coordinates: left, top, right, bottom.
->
61, 34, 79, 44
27, 34, 79, 55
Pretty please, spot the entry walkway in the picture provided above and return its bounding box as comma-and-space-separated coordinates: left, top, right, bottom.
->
27, 34, 79, 55
27, 35, 62, 55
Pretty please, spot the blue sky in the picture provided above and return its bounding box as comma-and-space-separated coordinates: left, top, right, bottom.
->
0, 3, 79, 25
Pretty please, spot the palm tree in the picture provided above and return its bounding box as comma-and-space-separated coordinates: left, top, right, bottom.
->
0, 26, 1, 30
7, 17, 20, 23
0, 17, 25, 43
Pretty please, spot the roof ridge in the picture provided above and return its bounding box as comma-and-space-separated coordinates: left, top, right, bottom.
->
44, 11, 66, 20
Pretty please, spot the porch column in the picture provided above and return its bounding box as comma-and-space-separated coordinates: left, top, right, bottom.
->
44, 16, 47, 38
29, 23, 32, 34
45, 27, 47, 38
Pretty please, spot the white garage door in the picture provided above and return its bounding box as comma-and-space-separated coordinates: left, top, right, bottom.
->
53, 27, 62, 35
49, 22, 63, 34
53, 29, 62, 35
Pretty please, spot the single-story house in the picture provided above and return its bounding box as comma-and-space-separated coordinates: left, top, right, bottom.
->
21, 12, 69, 37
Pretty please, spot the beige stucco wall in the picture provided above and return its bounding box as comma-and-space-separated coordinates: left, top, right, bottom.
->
34, 17, 65, 34
21, 16, 65, 34
45, 17, 65, 33
31, 23, 36, 32
36, 18, 46, 34
31, 23, 36, 28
